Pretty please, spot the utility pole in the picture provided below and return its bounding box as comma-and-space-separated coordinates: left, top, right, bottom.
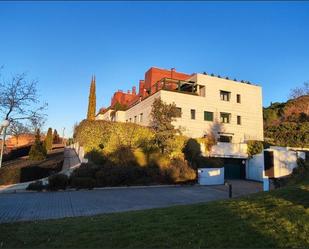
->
62, 127, 65, 145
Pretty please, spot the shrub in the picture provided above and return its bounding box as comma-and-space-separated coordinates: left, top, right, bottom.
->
29, 129, 47, 161
0, 159, 63, 186
182, 138, 201, 168
133, 149, 147, 167
85, 149, 106, 165
74, 120, 154, 154
167, 158, 196, 183
28, 142, 47, 161
247, 140, 264, 157
26, 181, 45, 191
165, 135, 187, 159
71, 163, 100, 178
198, 133, 217, 154
95, 162, 152, 187
45, 128, 53, 151
109, 146, 138, 166
70, 177, 96, 190
48, 174, 69, 191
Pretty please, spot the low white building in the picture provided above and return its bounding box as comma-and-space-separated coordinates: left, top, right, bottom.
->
247, 146, 307, 182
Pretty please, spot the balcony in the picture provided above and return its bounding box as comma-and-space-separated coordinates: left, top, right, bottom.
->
148, 78, 199, 96
201, 142, 248, 159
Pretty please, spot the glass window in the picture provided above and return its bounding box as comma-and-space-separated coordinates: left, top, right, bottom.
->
139, 113, 143, 122
220, 112, 231, 123
191, 109, 196, 120
175, 107, 182, 118
218, 135, 232, 143
134, 116, 137, 123
220, 90, 231, 101
204, 111, 213, 121
237, 94, 241, 103
237, 115, 241, 125
129, 118, 132, 122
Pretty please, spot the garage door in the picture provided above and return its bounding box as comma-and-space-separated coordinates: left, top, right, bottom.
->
223, 158, 246, 179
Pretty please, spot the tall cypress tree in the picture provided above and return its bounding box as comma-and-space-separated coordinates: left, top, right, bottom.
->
53, 129, 59, 144
45, 127, 53, 151
87, 75, 96, 120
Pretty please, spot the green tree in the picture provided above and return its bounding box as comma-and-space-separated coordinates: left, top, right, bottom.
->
150, 98, 180, 153
45, 127, 53, 151
87, 75, 96, 120
53, 129, 60, 144
29, 129, 47, 161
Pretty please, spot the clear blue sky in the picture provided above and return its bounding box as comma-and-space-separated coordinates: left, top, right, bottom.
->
1, 1, 308, 137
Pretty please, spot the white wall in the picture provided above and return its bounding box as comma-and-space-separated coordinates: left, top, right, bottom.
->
125, 91, 161, 125
247, 153, 264, 182
198, 168, 224, 185
209, 142, 248, 158
159, 73, 263, 142
272, 149, 305, 178
99, 73, 264, 143
247, 147, 306, 181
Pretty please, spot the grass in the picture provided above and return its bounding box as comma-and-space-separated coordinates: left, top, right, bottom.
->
0, 179, 308, 248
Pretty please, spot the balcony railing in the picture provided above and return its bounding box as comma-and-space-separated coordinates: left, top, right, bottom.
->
147, 78, 198, 96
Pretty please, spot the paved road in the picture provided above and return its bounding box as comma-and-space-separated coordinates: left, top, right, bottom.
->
0, 181, 262, 223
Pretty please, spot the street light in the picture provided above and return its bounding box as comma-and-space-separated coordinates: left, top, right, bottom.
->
0, 120, 10, 168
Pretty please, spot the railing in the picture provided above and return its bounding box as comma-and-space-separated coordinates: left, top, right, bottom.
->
201, 142, 248, 158
148, 78, 198, 96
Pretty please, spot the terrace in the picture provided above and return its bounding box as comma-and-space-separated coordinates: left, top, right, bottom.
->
147, 77, 203, 96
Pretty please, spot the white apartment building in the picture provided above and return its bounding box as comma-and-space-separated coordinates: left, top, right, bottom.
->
97, 72, 264, 144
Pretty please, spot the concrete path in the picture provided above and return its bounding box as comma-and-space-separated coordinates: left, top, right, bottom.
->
0, 181, 262, 223
62, 147, 81, 171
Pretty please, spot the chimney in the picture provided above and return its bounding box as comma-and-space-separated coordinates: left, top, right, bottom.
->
132, 86, 136, 95
139, 80, 145, 96
171, 68, 176, 79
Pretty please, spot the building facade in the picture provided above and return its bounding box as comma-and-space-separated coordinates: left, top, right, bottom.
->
97, 67, 264, 143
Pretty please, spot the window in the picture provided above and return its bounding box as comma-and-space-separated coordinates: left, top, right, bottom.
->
129, 118, 132, 122
220, 112, 231, 123
204, 111, 214, 121
220, 90, 231, 101
134, 116, 137, 123
218, 135, 232, 143
126, 120, 128, 123
237, 115, 241, 125
190, 109, 196, 120
237, 94, 241, 103
139, 113, 143, 122
175, 107, 182, 118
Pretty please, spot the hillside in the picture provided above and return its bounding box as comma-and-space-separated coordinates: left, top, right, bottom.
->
263, 95, 309, 147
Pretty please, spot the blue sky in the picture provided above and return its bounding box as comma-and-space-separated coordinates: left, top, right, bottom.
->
0, 1, 308, 137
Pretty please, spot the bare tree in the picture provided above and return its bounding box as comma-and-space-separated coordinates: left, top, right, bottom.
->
0, 70, 47, 134
289, 82, 309, 99
7, 121, 30, 146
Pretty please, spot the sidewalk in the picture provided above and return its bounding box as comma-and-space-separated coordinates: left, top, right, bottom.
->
62, 147, 82, 173
0, 148, 81, 194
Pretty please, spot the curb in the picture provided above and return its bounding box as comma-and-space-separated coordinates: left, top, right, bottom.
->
0, 183, 200, 194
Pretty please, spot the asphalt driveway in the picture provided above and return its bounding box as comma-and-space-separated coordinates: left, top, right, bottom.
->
0, 180, 262, 223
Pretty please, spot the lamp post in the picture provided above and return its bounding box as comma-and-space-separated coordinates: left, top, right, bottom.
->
0, 120, 10, 168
